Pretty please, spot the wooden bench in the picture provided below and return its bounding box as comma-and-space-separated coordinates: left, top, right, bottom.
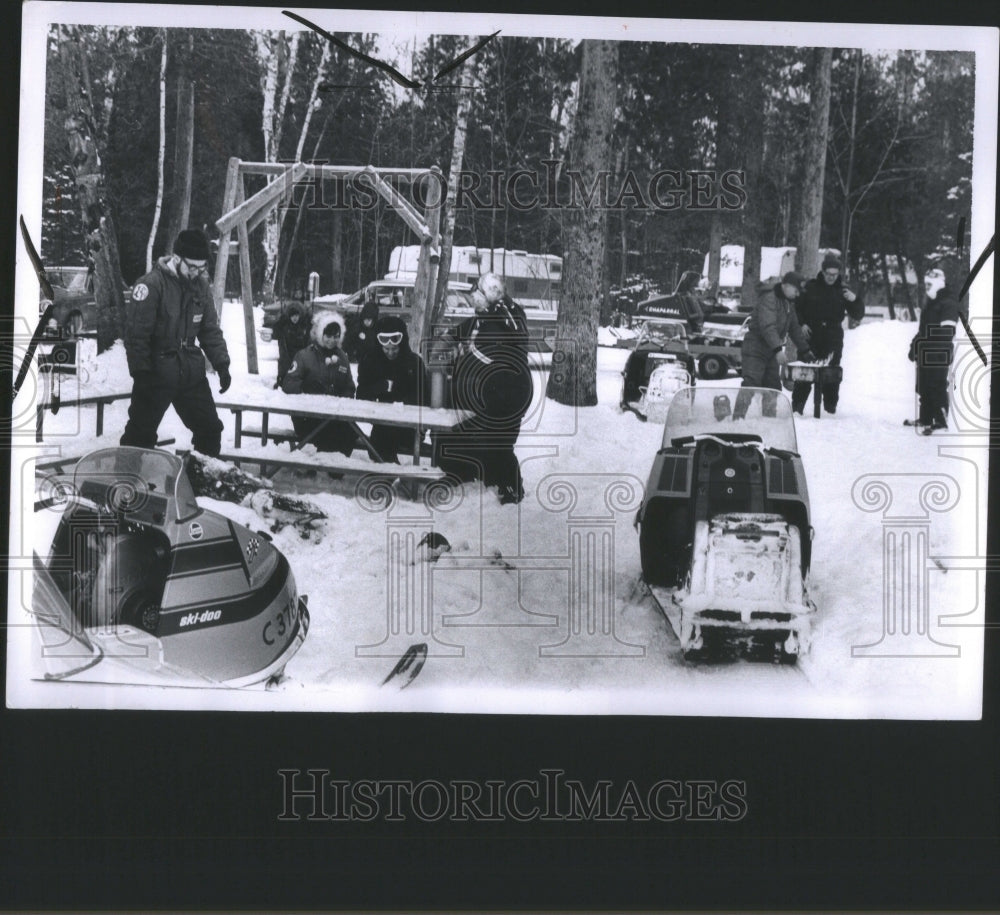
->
240, 423, 436, 458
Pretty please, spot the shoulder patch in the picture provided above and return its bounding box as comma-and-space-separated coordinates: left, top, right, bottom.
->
289, 361, 298, 374
132, 283, 149, 301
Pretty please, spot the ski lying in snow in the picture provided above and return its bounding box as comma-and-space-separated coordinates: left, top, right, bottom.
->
620, 401, 649, 422
381, 643, 428, 689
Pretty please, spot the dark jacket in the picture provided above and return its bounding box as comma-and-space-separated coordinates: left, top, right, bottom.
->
910, 287, 960, 365
356, 316, 429, 406
282, 311, 355, 397
797, 272, 865, 356
743, 282, 810, 358
124, 256, 230, 385
450, 296, 533, 420
344, 300, 381, 363
272, 301, 312, 380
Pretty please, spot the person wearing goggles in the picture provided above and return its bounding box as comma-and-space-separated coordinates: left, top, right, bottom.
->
356, 316, 430, 463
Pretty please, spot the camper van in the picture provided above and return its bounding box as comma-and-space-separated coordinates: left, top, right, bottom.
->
386, 245, 561, 312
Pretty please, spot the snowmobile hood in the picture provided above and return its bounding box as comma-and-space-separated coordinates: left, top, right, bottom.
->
33, 447, 309, 687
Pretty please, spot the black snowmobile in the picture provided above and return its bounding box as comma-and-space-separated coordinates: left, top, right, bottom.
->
634, 386, 816, 661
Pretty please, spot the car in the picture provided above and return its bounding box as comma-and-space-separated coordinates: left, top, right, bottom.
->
635, 385, 815, 661
264, 277, 560, 353
30, 447, 309, 687
39, 267, 133, 339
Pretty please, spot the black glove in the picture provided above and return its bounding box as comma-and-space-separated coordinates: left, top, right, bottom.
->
799, 350, 817, 363
218, 367, 232, 394
908, 338, 917, 363
132, 370, 155, 389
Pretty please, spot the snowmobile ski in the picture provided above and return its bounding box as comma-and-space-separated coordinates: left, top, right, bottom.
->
381, 642, 428, 689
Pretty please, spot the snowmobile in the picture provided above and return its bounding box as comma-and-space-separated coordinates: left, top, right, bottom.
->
620, 317, 697, 421
30, 447, 310, 687
634, 386, 815, 662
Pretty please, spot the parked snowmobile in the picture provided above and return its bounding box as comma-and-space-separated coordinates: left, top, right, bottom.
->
30, 447, 309, 687
620, 317, 697, 422
635, 386, 815, 661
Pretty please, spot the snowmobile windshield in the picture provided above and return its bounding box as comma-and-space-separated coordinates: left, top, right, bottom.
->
72, 448, 200, 523
637, 319, 686, 348
662, 386, 798, 453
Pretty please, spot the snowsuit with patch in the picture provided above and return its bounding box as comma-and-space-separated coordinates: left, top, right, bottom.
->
356, 316, 430, 463
792, 272, 865, 413
120, 257, 230, 457
282, 312, 357, 455
909, 286, 960, 427
436, 296, 533, 501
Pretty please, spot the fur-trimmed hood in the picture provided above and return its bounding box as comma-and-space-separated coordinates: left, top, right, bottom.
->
310, 309, 347, 346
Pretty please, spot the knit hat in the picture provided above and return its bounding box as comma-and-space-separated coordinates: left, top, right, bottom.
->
822, 253, 842, 270
782, 271, 805, 287
174, 229, 211, 260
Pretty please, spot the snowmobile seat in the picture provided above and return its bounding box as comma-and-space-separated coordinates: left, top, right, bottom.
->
691, 437, 766, 524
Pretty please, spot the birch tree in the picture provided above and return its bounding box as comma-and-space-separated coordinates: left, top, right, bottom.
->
146, 30, 167, 271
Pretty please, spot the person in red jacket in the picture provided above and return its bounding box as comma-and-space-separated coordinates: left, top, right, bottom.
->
282, 311, 357, 455
356, 316, 430, 463
120, 229, 231, 457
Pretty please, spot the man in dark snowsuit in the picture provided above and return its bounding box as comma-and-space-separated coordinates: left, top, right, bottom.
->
356, 315, 430, 463
282, 311, 357, 455
121, 229, 231, 457
271, 300, 312, 388
908, 283, 961, 432
734, 271, 814, 419
792, 253, 865, 414
436, 274, 534, 504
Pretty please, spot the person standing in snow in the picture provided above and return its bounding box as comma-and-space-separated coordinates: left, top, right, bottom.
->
282, 311, 357, 455
120, 228, 231, 458
792, 253, 865, 415
908, 282, 961, 433
356, 316, 430, 463
271, 300, 312, 388
734, 271, 814, 419
344, 299, 380, 363
436, 273, 533, 504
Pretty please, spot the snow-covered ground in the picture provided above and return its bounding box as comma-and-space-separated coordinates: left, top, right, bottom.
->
8, 302, 990, 717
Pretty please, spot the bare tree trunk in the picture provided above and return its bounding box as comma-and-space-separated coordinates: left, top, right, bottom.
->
839, 50, 862, 269
795, 47, 832, 277
165, 31, 195, 248
879, 251, 896, 319
739, 54, 766, 312
146, 31, 168, 272
547, 40, 618, 406
895, 250, 916, 320
58, 26, 125, 353
331, 206, 344, 292
433, 58, 476, 327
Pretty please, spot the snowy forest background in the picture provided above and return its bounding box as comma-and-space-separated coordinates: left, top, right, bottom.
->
42, 23, 975, 321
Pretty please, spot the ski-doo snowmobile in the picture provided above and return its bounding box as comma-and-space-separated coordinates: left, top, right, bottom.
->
30, 447, 309, 687
620, 317, 697, 421
635, 386, 815, 661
